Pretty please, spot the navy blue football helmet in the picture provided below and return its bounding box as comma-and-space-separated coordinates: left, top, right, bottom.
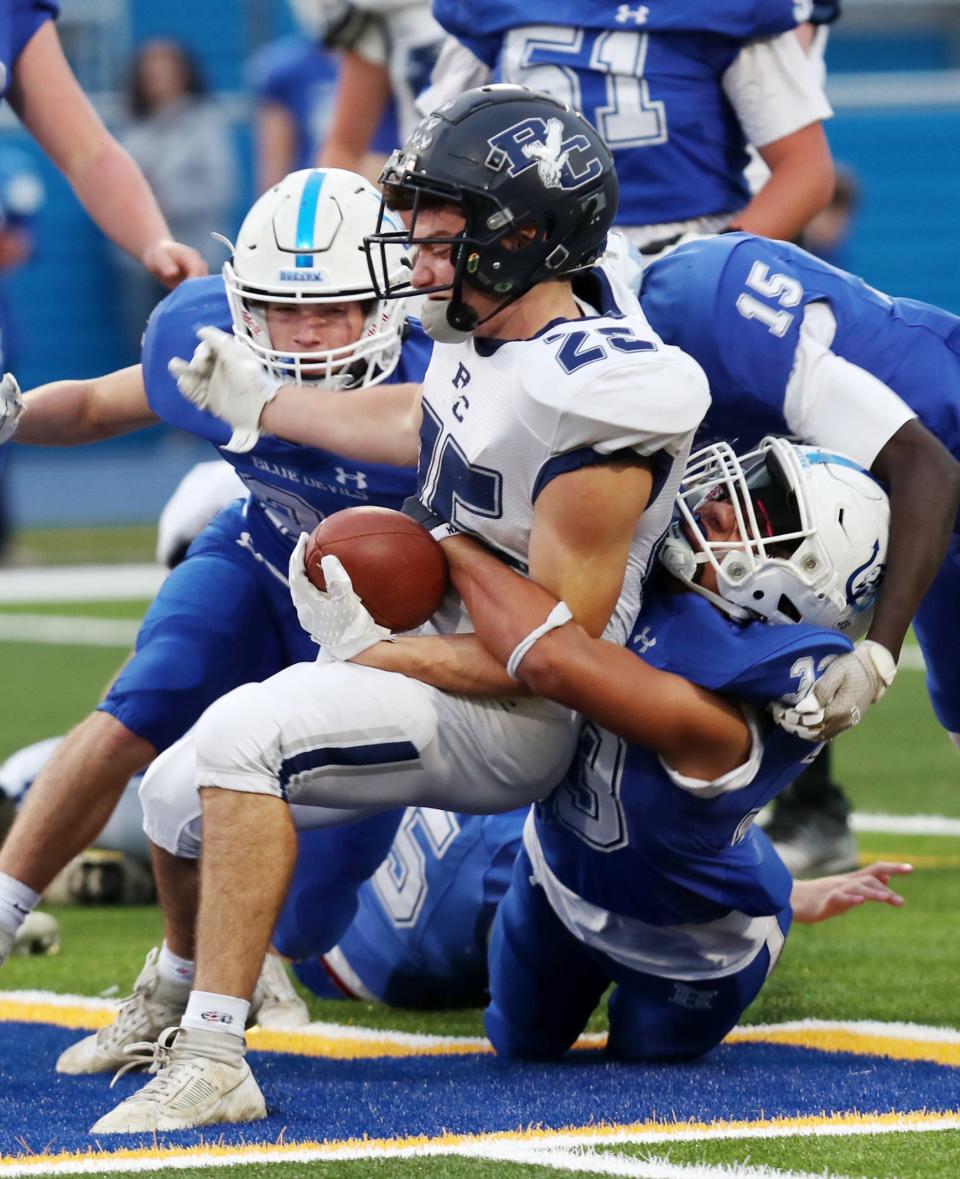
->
364, 85, 618, 333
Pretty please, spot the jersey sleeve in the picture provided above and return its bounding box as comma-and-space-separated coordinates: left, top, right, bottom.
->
141, 277, 234, 447
523, 330, 709, 461
7, 1, 58, 73
714, 624, 853, 707
722, 29, 832, 148
641, 235, 804, 416
785, 305, 917, 469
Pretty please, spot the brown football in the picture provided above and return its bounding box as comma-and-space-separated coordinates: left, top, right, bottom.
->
304, 506, 449, 631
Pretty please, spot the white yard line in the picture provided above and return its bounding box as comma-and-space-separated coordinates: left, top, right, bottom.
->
0, 614, 140, 647
458, 1141, 853, 1178
0, 565, 164, 604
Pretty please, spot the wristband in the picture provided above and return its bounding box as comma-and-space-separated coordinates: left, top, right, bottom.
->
506, 602, 574, 680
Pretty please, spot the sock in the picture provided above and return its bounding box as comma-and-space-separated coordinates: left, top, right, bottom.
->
0, 872, 40, 936
157, 941, 195, 990
180, 990, 249, 1039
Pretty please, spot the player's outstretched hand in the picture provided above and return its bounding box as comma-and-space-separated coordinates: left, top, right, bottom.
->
288, 533, 392, 660
0, 372, 25, 445
791, 860, 912, 924
169, 326, 280, 454
141, 238, 208, 288
771, 641, 897, 741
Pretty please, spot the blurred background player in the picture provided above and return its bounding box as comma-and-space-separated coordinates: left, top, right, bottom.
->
423, 0, 835, 248
112, 38, 237, 358
0, 143, 42, 562
439, 437, 905, 1060
316, 0, 442, 178
0, 0, 207, 563
0, 0, 206, 288
248, 0, 343, 194
633, 232, 960, 874
0, 169, 431, 985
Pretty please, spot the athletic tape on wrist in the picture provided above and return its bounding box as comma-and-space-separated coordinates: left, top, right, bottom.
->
506, 602, 574, 681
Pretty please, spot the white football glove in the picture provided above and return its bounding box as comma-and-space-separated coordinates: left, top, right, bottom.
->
168, 326, 280, 454
0, 372, 25, 445
771, 640, 897, 741
288, 533, 392, 660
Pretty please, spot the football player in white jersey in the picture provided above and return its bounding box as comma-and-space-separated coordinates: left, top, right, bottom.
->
88, 85, 708, 1133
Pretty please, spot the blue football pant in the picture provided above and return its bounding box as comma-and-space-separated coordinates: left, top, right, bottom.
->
485, 848, 791, 1062
913, 532, 960, 734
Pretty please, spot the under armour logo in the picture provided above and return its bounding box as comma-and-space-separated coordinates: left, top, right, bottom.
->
614, 4, 649, 24
335, 467, 368, 490
632, 626, 656, 655
668, 983, 716, 1011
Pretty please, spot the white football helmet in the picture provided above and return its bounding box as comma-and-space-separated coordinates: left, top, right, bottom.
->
222, 168, 410, 388
661, 436, 890, 639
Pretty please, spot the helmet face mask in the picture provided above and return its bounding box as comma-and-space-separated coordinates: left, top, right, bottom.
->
364, 85, 619, 330
661, 437, 890, 638
223, 168, 410, 388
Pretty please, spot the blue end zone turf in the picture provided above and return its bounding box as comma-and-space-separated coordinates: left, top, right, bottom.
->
4, 1019, 960, 1156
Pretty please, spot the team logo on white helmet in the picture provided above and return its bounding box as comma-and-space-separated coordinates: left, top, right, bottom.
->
661, 436, 890, 638
221, 168, 410, 388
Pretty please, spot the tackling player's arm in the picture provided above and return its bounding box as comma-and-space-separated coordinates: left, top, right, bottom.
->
443, 531, 751, 780
13, 366, 158, 446
356, 457, 666, 697
865, 420, 960, 659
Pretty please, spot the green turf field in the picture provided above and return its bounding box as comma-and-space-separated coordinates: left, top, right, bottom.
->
0, 561, 958, 1178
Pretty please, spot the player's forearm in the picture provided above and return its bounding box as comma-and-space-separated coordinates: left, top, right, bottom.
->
447, 534, 748, 770
259, 383, 421, 467
351, 633, 529, 697
63, 140, 173, 263
19, 370, 154, 445
317, 52, 391, 172
735, 124, 834, 240
867, 424, 960, 658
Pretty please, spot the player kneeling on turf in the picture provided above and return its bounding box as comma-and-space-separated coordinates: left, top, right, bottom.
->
442, 436, 909, 1061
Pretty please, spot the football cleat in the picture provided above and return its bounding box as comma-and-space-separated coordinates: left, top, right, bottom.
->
45, 851, 156, 906
764, 808, 859, 878
10, 910, 61, 957
90, 1027, 266, 1134
56, 947, 189, 1075
249, 951, 310, 1029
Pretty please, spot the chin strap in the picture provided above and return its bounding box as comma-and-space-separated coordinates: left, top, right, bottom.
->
659, 533, 754, 623
420, 297, 478, 343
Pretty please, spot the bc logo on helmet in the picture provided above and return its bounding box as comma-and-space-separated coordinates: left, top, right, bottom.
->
487, 117, 603, 190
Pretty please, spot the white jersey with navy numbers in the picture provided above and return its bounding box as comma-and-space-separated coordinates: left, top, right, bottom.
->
416, 263, 710, 643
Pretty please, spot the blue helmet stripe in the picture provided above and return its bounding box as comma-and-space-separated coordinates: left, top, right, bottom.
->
295, 170, 325, 267
804, 450, 882, 486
